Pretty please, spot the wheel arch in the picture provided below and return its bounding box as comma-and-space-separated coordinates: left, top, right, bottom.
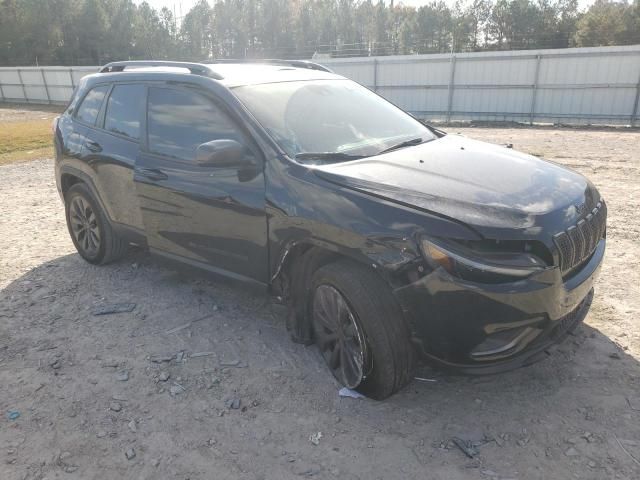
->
59, 166, 113, 223
271, 238, 405, 345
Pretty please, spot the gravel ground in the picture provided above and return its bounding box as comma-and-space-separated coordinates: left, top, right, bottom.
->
1, 120, 640, 480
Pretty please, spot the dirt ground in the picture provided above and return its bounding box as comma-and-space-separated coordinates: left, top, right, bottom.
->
1, 105, 640, 480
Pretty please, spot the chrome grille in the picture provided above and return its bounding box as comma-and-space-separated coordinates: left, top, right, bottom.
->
553, 201, 606, 274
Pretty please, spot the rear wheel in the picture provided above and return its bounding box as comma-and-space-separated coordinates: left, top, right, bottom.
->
64, 183, 128, 264
310, 261, 415, 399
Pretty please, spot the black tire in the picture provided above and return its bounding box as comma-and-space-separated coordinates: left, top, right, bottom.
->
64, 183, 128, 265
310, 260, 415, 400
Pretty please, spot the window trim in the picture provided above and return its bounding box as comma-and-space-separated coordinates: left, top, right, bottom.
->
99, 82, 147, 144
142, 84, 263, 167
72, 83, 111, 127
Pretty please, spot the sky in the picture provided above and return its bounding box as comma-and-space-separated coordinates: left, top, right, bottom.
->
136, 0, 597, 18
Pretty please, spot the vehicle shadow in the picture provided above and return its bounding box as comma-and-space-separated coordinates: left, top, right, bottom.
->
1, 250, 639, 480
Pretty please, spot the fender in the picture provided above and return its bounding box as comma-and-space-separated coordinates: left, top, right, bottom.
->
58, 164, 147, 244
270, 232, 420, 345
58, 165, 112, 222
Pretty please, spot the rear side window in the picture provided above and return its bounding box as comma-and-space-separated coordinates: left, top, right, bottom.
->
75, 85, 108, 125
147, 87, 241, 161
104, 84, 145, 140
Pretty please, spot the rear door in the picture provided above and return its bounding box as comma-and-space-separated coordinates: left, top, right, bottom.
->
134, 85, 268, 283
60, 84, 110, 164
81, 83, 145, 231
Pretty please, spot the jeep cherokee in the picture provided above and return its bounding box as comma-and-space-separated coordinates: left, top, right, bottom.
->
54, 60, 607, 399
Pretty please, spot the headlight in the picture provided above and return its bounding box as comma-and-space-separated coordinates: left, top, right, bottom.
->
420, 237, 547, 283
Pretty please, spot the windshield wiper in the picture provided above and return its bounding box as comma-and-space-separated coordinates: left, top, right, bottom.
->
294, 152, 368, 163
377, 137, 425, 155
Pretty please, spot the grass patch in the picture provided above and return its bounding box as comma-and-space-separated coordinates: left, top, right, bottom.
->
0, 119, 54, 165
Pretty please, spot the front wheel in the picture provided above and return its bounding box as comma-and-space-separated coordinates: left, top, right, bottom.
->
310, 261, 415, 399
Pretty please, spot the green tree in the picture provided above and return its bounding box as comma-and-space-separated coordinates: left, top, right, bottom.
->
574, 0, 638, 46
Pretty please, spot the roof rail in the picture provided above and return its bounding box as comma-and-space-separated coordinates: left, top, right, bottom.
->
99, 61, 224, 80
207, 58, 333, 73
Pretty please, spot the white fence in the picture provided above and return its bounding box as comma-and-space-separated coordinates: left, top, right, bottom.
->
0, 66, 97, 105
1, 45, 640, 125
319, 45, 640, 126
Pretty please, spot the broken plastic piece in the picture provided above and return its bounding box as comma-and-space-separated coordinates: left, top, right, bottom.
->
338, 387, 365, 399
451, 437, 479, 458
6, 410, 20, 420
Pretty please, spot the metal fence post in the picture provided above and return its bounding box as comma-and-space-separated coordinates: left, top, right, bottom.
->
632, 58, 640, 127
446, 54, 456, 123
68, 68, 75, 89
0, 76, 5, 102
530, 54, 542, 125
373, 58, 378, 92
16, 68, 28, 103
41, 68, 51, 104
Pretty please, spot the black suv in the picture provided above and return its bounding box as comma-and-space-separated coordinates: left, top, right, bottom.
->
54, 60, 606, 399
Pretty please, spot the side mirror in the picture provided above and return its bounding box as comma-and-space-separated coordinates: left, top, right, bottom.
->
196, 139, 250, 168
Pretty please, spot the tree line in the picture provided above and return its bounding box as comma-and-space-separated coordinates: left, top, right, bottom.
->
0, 0, 639, 66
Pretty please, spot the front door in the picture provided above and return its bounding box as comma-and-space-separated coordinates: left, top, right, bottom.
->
134, 85, 268, 283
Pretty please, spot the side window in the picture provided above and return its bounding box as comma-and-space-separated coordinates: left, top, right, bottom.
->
104, 84, 145, 140
75, 85, 109, 125
147, 87, 242, 161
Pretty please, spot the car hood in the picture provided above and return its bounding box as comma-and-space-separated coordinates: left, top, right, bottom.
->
312, 135, 600, 238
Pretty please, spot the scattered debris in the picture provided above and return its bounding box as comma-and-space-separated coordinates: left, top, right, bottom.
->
125, 448, 136, 460
150, 354, 174, 363
49, 358, 61, 369
220, 359, 241, 367
57, 451, 78, 473
165, 314, 214, 334
626, 397, 640, 411
165, 323, 191, 335
92, 303, 136, 316
309, 432, 323, 446
6, 410, 20, 420
170, 384, 186, 396
109, 402, 122, 412
116, 370, 129, 382
128, 419, 137, 432
565, 447, 580, 457
614, 433, 640, 467
609, 352, 621, 360
338, 387, 365, 399
225, 397, 241, 409
176, 351, 185, 363
190, 351, 215, 358
414, 377, 437, 383
158, 371, 170, 382
451, 437, 479, 458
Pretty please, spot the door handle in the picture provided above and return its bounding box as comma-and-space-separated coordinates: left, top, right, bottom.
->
138, 168, 168, 181
85, 141, 102, 153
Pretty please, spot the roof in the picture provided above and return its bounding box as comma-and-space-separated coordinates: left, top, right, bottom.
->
209, 64, 342, 87
96, 60, 343, 88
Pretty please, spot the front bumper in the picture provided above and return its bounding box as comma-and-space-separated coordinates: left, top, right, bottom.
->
394, 238, 605, 374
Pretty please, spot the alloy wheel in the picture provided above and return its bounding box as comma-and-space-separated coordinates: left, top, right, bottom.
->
69, 196, 101, 257
312, 284, 368, 389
